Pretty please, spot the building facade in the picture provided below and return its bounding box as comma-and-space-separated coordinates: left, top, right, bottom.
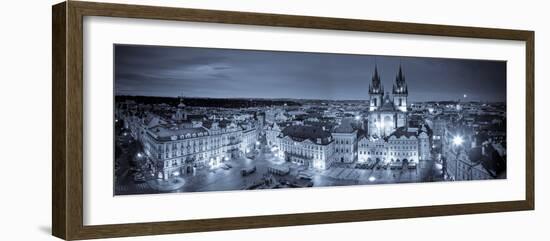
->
277, 125, 335, 170
141, 119, 252, 179
357, 126, 430, 164
332, 119, 358, 163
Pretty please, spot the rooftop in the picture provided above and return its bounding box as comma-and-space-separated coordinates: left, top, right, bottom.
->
149, 124, 209, 141
388, 127, 417, 139
333, 118, 357, 133
379, 95, 396, 112
281, 125, 332, 145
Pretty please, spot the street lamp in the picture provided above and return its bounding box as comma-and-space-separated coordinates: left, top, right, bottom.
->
135, 152, 144, 163
440, 134, 463, 181
445, 134, 464, 181
452, 135, 464, 146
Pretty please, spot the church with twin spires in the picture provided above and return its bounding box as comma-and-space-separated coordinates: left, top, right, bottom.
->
356, 64, 431, 165
262, 63, 431, 168
367, 65, 409, 137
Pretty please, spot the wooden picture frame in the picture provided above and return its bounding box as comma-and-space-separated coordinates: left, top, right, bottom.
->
52, 1, 534, 240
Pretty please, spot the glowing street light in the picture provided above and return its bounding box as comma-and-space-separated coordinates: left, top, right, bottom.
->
368, 176, 376, 182
452, 135, 464, 146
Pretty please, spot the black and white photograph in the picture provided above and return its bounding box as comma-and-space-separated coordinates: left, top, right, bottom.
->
113, 44, 507, 195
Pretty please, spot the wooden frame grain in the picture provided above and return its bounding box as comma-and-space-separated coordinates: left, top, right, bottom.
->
52, 1, 535, 240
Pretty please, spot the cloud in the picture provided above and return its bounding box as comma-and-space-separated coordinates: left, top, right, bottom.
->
114, 45, 506, 101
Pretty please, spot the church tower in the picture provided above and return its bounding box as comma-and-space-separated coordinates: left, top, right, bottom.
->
393, 65, 408, 128
392, 65, 408, 112
369, 65, 384, 111
174, 95, 188, 121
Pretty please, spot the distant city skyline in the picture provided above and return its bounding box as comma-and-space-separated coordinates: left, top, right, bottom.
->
115, 44, 507, 102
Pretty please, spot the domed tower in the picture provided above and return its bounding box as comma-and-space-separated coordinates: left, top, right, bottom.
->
174, 95, 188, 121
392, 65, 408, 112
369, 65, 384, 111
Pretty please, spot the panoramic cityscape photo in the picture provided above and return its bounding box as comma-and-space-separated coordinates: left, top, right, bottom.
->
113, 44, 507, 195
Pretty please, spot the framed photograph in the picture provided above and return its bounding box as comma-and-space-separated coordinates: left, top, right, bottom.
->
52, 1, 534, 240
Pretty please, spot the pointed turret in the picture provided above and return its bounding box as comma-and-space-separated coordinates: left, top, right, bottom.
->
392, 65, 408, 113
369, 65, 384, 94
369, 65, 384, 111
392, 65, 408, 95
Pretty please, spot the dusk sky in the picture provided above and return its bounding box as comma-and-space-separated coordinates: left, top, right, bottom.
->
114, 44, 506, 102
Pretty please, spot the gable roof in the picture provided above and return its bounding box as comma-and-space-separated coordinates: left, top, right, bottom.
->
379, 95, 396, 111
388, 126, 417, 139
